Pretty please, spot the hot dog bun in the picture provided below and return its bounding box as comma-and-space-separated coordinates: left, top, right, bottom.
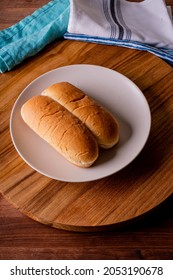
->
21, 95, 99, 167
42, 82, 119, 149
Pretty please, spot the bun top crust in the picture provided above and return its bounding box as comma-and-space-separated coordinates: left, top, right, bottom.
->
21, 95, 99, 167
42, 82, 119, 149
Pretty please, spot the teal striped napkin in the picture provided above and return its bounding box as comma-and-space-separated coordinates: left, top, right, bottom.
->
0, 0, 70, 73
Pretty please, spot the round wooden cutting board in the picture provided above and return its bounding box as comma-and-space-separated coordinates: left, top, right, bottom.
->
0, 41, 173, 232
1, 158, 172, 232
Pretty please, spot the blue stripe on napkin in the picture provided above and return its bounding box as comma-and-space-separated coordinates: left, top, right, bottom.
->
64, 32, 173, 65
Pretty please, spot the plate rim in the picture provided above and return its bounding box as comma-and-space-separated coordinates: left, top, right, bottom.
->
10, 64, 151, 182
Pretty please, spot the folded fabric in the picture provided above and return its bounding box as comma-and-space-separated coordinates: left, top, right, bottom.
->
0, 0, 70, 73
64, 0, 173, 65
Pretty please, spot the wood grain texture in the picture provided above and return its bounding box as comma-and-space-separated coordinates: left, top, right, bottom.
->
0, 0, 173, 259
1, 39, 173, 232
0, 0, 50, 29
0, 194, 173, 260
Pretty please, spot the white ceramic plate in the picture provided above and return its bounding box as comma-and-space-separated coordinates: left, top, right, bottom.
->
10, 64, 151, 182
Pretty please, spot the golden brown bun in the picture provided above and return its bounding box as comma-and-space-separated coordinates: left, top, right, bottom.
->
21, 96, 98, 167
42, 82, 119, 149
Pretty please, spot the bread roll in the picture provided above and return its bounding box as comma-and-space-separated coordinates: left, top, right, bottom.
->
21, 95, 98, 167
42, 82, 119, 149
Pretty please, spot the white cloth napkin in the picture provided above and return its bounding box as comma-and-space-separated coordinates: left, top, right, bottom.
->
64, 0, 173, 64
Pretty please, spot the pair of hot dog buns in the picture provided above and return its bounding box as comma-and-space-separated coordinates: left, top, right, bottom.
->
21, 82, 119, 167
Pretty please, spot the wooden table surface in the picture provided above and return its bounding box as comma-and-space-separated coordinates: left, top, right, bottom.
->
0, 0, 173, 260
